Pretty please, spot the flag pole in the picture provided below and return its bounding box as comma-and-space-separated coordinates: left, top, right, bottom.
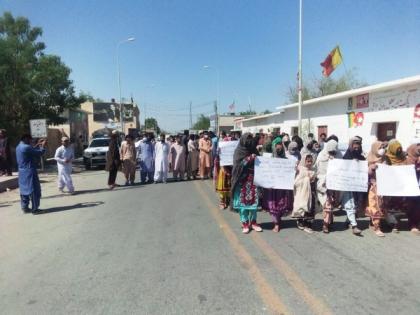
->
298, 0, 303, 137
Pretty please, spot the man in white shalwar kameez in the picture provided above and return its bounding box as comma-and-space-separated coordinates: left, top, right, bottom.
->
154, 134, 170, 183
54, 137, 75, 193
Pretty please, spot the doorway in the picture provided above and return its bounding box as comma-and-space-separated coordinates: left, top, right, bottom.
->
377, 122, 397, 141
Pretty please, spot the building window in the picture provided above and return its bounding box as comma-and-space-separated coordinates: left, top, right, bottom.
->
377, 122, 397, 141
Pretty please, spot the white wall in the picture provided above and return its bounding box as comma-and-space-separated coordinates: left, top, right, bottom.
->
240, 82, 420, 149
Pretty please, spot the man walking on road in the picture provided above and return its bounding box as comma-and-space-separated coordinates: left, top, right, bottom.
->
120, 135, 137, 185
16, 134, 46, 213
54, 136, 75, 193
106, 130, 121, 190
154, 133, 170, 184
138, 133, 155, 184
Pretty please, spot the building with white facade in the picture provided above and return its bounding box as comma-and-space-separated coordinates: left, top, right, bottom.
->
239, 75, 420, 149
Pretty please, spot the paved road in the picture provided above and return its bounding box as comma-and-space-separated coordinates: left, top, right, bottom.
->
1, 171, 419, 315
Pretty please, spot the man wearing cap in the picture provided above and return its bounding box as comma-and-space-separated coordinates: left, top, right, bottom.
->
54, 136, 75, 193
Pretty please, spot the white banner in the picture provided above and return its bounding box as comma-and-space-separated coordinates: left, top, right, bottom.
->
219, 141, 239, 166
376, 164, 420, 196
326, 159, 368, 192
29, 119, 47, 138
254, 156, 296, 190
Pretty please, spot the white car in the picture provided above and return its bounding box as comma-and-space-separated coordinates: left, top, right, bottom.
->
83, 137, 110, 169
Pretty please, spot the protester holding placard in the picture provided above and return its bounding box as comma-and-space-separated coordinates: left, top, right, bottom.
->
406, 142, 420, 234
316, 140, 342, 234
383, 140, 408, 233
231, 133, 262, 234
341, 137, 365, 235
216, 136, 233, 210
366, 141, 387, 237
300, 140, 319, 166
261, 137, 293, 233
292, 154, 316, 233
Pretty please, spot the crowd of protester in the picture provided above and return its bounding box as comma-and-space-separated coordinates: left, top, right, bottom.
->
11, 128, 420, 239
213, 131, 420, 237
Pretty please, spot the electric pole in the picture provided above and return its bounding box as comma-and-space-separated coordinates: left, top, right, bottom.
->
189, 101, 192, 129
214, 100, 218, 134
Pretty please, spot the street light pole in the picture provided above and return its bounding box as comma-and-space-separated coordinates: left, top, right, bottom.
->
117, 37, 135, 134
298, 0, 303, 137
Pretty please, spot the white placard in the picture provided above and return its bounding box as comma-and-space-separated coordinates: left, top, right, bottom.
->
376, 164, 420, 196
262, 152, 272, 158
254, 156, 296, 190
29, 119, 47, 138
326, 159, 368, 192
219, 141, 239, 166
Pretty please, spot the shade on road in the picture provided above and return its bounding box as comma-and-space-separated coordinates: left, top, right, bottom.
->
1, 171, 419, 314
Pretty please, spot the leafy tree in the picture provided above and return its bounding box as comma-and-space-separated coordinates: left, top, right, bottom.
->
262, 109, 272, 114
79, 91, 103, 102
239, 110, 257, 116
286, 69, 367, 103
192, 114, 210, 130
0, 12, 83, 143
145, 117, 160, 133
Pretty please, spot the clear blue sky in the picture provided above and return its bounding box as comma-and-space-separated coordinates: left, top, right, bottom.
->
2, 0, 420, 131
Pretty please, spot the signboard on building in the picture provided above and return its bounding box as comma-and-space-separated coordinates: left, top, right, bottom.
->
369, 87, 420, 112
29, 119, 47, 138
93, 103, 133, 123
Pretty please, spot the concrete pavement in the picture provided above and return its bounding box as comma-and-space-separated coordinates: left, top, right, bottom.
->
0, 171, 419, 314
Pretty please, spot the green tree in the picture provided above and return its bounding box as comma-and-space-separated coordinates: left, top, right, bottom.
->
286, 69, 367, 103
262, 109, 272, 114
79, 91, 103, 102
144, 117, 160, 133
0, 12, 83, 142
192, 114, 210, 130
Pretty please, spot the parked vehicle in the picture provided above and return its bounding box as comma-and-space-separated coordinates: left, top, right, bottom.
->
83, 137, 110, 169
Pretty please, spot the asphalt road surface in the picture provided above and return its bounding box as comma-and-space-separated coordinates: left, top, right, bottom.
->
1, 171, 419, 315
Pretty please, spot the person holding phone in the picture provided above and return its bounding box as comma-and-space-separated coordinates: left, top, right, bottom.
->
16, 134, 47, 213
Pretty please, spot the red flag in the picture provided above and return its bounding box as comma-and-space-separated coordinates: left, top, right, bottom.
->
320, 46, 343, 77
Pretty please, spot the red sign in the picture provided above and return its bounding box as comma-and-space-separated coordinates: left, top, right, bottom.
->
414, 104, 420, 121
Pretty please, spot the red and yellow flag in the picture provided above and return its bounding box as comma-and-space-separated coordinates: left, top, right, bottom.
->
320, 46, 343, 77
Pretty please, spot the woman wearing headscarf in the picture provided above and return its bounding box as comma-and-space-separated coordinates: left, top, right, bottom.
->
231, 133, 262, 234
261, 137, 293, 232
286, 141, 301, 162
383, 139, 408, 233
365, 141, 387, 237
216, 136, 233, 209
263, 133, 274, 154
282, 134, 291, 150
292, 135, 304, 151
315, 139, 341, 233
341, 137, 365, 235
292, 154, 316, 233
300, 140, 318, 166
406, 142, 420, 234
